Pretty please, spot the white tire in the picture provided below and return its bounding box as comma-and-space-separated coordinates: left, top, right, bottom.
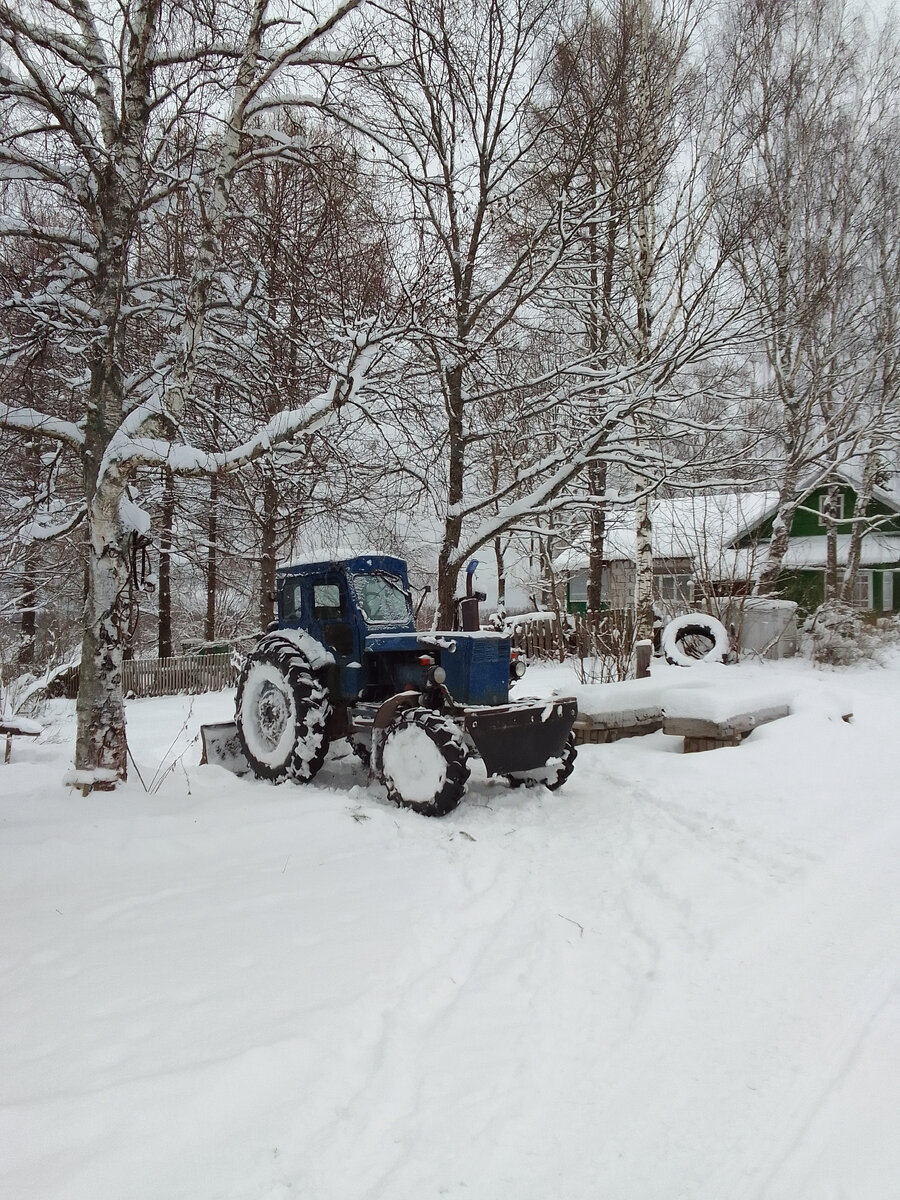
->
661, 613, 730, 666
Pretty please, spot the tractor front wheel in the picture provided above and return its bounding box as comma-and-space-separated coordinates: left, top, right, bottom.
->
375, 707, 469, 817
235, 640, 331, 783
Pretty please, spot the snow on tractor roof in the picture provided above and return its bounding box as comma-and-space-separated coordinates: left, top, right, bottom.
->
277, 552, 409, 576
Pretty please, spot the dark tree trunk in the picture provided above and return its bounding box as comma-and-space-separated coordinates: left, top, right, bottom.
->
206, 471, 218, 643
436, 363, 466, 627
158, 467, 174, 658
587, 463, 607, 613
259, 472, 278, 629
494, 535, 506, 611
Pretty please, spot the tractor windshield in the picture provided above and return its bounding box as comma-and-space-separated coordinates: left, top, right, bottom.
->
351, 571, 412, 624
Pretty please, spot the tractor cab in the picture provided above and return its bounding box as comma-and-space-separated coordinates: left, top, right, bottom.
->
276, 554, 415, 702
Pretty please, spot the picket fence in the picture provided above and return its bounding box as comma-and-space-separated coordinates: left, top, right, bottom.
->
123, 652, 238, 698
508, 610, 636, 661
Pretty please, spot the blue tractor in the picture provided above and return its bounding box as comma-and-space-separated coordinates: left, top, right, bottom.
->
204, 554, 577, 816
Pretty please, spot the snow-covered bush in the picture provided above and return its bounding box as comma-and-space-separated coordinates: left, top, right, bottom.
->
800, 601, 892, 667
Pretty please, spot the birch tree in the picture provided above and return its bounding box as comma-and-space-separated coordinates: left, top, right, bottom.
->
348, 0, 660, 625
539, 0, 755, 640
0, 0, 379, 788
722, 0, 899, 598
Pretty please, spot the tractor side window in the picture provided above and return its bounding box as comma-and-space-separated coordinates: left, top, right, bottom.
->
313, 583, 342, 621
281, 580, 303, 622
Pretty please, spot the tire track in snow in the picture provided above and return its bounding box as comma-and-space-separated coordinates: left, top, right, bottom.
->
539, 806, 900, 1200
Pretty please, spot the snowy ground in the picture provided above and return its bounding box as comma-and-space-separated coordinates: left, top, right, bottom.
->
2, 654, 899, 1199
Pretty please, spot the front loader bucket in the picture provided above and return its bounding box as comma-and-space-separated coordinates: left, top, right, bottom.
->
200, 722, 251, 776
465, 698, 578, 777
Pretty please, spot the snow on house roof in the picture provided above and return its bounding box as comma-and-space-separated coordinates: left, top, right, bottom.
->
723, 534, 900, 578
554, 492, 778, 574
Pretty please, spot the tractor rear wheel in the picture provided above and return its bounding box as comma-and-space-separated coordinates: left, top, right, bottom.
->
235, 639, 331, 783
506, 733, 577, 792
375, 707, 469, 817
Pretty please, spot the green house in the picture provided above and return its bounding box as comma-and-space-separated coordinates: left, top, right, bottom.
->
557, 474, 900, 618
728, 471, 900, 615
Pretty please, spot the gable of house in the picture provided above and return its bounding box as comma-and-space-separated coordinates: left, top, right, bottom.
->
732, 482, 900, 546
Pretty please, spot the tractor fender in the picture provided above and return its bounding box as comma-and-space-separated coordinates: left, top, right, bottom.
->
372, 689, 423, 730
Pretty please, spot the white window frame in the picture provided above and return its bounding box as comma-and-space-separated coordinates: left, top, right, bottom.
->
883, 570, 894, 613
848, 570, 872, 609
818, 492, 845, 526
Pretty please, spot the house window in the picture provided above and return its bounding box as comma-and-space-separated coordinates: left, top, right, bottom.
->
654, 574, 693, 609
848, 571, 872, 609
817, 492, 845, 525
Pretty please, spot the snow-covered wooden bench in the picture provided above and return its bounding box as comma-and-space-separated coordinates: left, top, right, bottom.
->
573, 706, 663, 744
571, 677, 667, 745
662, 685, 793, 753
0, 715, 41, 763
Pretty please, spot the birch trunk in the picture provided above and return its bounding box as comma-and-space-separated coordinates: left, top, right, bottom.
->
753, 461, 801, 597
75, 488, 130, 786
823, 485, 840, 600
18, 542, 37, 668
841, 454, 879, 603
206, 472, 218, 643
634, 490, 654, 643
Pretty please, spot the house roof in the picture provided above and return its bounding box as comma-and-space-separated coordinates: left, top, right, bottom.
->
554, 492, 777, 574
555, 469, 900, 582
724, 534, 900, 577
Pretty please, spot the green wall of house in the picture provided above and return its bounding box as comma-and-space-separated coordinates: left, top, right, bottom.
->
737, 486, 900, 545
777, 571, 824, 614
778, 568, 900, 616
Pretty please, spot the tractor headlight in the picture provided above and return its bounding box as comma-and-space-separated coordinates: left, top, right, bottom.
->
510, 656, 526, 679
428, 665, 447, 686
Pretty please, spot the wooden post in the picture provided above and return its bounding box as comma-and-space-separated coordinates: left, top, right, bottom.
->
635, 638, 652, 679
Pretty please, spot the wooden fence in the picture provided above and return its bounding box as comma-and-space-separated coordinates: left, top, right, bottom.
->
508, 610, 636, 661
123, 652, 238, 698
49, 652, 240, 701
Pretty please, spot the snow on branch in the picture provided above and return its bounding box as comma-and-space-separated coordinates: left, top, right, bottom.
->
0, 215, 97, 254
97, 326, 381, 485
18, 504, 87, 543
0, 403, 85, 448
